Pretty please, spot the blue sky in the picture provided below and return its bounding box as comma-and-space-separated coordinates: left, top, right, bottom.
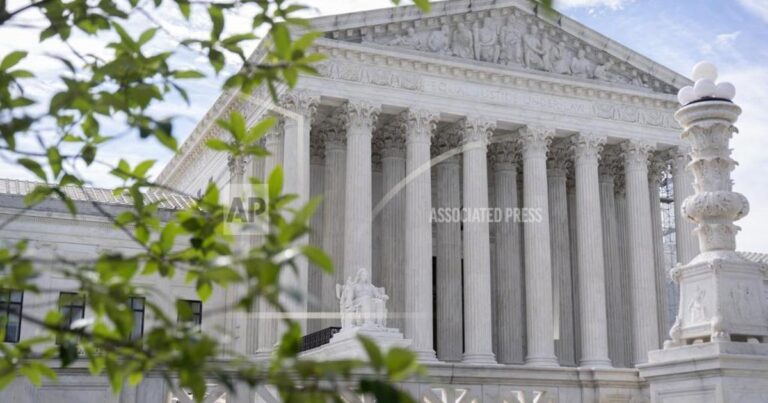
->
1, 0, 767, 251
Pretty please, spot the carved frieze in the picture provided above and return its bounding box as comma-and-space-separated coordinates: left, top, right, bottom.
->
338, 7, 675, 93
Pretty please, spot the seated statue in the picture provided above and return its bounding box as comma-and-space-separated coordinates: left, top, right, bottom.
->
336, 267, 389, 330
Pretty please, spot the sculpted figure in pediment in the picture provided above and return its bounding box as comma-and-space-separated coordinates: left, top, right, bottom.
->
427, 25, 452, 55
451, 22, 475, 59
594, 58, 616, 81
388, 27, 424, 50
473, 17, 500, 63
499, 15, 524, 66
553, 45, 573, 75
522, 25, 546, 70
570, 48, 595, 79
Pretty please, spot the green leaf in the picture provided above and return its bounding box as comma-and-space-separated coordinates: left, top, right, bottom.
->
133, 160, 155, 178
385, 347, 419, 381
137, 28, 159, 46
206, 138, 232, 151
18, 158, 46, 180
271, 24, 291, 58
1, 51, 27, 70
268, 166, 283, 201
173, 70, 205, 79
358, 335, 384, 370
302, 245, 333, 273
46, 147, 62, 177
197, 280, 213, 301
208, 5, 224, 40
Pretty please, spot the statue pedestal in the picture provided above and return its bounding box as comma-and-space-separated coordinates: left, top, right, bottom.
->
638, 341, 768, 402
300, 327, 411, 361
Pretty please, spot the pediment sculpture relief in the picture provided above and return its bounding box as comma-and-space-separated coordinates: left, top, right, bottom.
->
357, 9, 673, 93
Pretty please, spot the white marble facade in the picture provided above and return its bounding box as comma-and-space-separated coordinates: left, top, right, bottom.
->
2, 1, 767, 402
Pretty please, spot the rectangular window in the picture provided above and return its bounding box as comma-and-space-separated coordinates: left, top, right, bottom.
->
177, 300, 202, 329
0, 290, 23, 343
58, 292, 85, 344
128, 297, 145, 341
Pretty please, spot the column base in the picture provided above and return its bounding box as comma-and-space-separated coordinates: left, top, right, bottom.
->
525, 355, 560, 367
414, 349, 439, 363
253, 349, 274, 361
462, 352, 497, 365
578, 358, 613, 369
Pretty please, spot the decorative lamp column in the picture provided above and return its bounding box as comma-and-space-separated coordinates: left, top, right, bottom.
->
342, 100, 380, 281
663, 62, 768, 348
640, 62, 768, 403
519, 125, 559, 367
402, 109, 439, 362
459, 116, 497, 365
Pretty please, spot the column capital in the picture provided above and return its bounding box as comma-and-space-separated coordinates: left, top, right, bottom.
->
263, 117, 284, 147
227, 155, 249, 178
669, 144, 692, 169
547, 138, 572, 176
431, 123, 462, 157
519, 125, 555, 157
319, 116, 345, 149
376, 123, 405, 157
648, 150, 669, 184
401, 109, 439, 144
489, 140, 521, 171
570, 133, 607, 163
310, 130, 325, 165
598, 145, 623, 182
457, 116, 496, 148
342, 100, 381, 135
278, 90, 320, 120
620, 140, 654, 168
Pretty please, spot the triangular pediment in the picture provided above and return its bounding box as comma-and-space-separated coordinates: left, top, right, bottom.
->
309, 0, 690, 95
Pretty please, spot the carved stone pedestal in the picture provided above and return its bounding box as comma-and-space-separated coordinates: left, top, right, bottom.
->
300, 328, 411, 360
640, 342, 768, 402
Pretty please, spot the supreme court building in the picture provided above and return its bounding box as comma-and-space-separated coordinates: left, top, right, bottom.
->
2, 0, 768, 402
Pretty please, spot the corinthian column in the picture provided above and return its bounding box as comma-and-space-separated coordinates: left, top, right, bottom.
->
519, 125, 558, 367
572, 133, 611, 367
670, 146, 699, 265
378, 124, 406, 331
621, 140, 660, 365
648, 153, 672, 343
599, 147, 628, 367
547, 140, 575, 366
342, 100, 380, 281
320, 118, 346, 329
402, 109, 438, 361
613, 174, 633, 367
490, 140, 524, 365
307, 132, 325, 333
458, 116, 496, 364
279, 91, 319, 330
256, 120, 284, 358
433, 128, 463, 362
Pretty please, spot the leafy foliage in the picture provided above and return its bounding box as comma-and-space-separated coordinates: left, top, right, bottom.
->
0, 0, 440, 401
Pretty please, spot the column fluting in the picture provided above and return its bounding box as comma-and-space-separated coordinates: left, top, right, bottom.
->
433, 128, 463, 362
519, 126, 559, 367
621, 140, 660, 365
342, 100, 380, 280
572, 133, 611, 367
459, 117, 497, 365
403, 109, 439, 361
490, 140, 525, 364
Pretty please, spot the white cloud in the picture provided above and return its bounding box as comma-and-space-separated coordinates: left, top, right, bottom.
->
738, 0, 768, 23
715, 31, 741, 46
555, 0, 630, 11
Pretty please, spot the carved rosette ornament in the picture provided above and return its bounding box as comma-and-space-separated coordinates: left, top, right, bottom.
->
661, 62, 768, 349
518, 125, 554, 158
400, 109, 439, 144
